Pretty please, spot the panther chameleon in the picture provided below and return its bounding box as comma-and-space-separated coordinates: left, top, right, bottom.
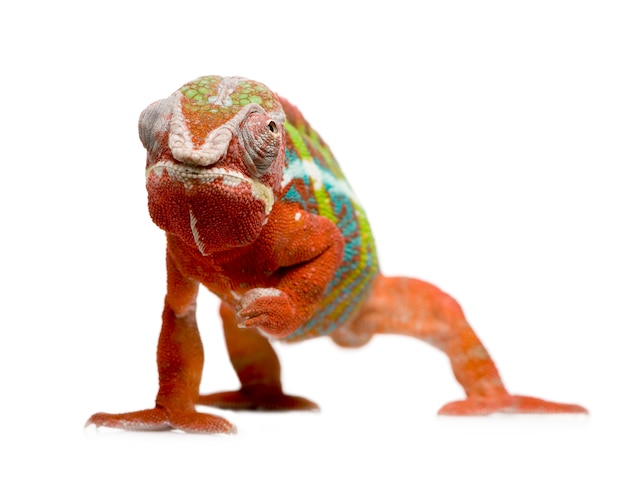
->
87, 75, 586, 434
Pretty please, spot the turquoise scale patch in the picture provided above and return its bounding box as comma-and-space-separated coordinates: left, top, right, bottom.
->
281, 127, 378, 340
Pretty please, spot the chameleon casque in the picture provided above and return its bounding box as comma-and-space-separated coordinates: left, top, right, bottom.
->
87, 76, 587, 434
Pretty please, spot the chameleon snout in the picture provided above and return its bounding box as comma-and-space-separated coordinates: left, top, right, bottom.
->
146, 162, 274, 254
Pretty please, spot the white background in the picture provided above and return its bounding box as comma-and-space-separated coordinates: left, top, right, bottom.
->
1, 1, 624, 476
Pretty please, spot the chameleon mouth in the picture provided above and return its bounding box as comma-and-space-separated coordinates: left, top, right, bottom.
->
146, 160, 274, 215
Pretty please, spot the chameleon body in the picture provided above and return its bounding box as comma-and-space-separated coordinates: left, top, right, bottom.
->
88, 76, 586, 434
279, 109, 378, 340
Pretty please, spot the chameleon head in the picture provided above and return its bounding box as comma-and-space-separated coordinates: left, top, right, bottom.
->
139, 76, 286, 254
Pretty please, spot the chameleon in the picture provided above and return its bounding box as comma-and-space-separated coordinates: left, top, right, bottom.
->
87, 75, 587, 434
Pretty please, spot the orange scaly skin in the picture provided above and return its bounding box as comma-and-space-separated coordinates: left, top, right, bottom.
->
87, 76, 586, 434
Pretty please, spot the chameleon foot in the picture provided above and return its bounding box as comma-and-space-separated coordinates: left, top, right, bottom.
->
86, 406, 236, 434
197, 385, 319, 411
438, 394, 588, 416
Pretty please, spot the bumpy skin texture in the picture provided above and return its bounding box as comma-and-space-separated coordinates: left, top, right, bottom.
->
87, 76, 587, 434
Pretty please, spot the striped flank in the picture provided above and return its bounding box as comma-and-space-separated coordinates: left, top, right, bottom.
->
281, 116, 379, 340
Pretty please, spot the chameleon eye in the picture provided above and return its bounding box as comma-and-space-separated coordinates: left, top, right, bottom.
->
138, 97, 173, 154
240, 112, 282, 176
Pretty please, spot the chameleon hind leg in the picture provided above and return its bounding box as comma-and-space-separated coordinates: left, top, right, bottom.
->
197, 301, 319, 411
332, 274, 587, 415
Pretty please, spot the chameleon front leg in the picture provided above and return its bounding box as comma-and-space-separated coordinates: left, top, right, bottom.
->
198, 206, 341, 411
87, 254, 235, 434
332, 274, 587, 415
234, 203, 345, 340
197, 302, 318, 411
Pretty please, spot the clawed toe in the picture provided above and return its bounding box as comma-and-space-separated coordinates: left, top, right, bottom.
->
438, 394, 588, 416
86, 407, 236, 434
198, 387, 319, 412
